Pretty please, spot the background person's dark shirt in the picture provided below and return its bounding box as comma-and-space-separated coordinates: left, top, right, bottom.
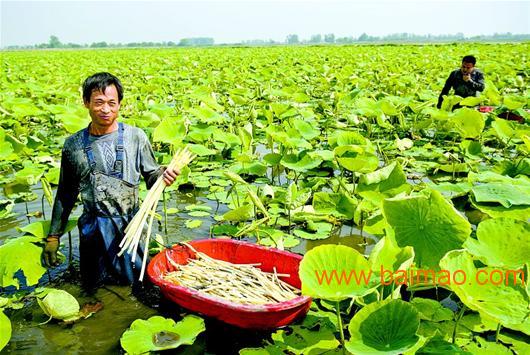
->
437, 68, 485, 108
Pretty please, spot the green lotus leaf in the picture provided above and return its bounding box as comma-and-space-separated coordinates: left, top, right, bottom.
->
426, 181, 472, 199
56, 113, 90, 134
18, 219, 77, 239
37, 288, 80, 321
187, 143, 217, 156
120, 315, 205, 354
450, 108, 485, 138
223, 171, 248, 185
299, 244, 377, 301
463, 336, 513, 355
184, 219, 202, 229
416, 335, 471, 354
229, 161, 267, 176
286, 182, 311, 210
312, 192, 357, 219
368, 236, 414, 276
329, 130, 370, 147
497, 333, 530, 355
345, 299, 421, 355
153, 117, 186, 145
503, 96, 526, 110
292, 119, 320, 140
0, 236, 47, 288
459, 313, 497, 333
268, 324, 340, 355
212, 130, 241, 147
464, 218, 530, 269
280, 153, 323, 172
439, 250, 530, 335
0, 310, 11, 351
222, 204, 254, 222
459, 96, 483, 107
471, 183, 530, 208
189, 106, 226, 124
470, 195, 530, 221
293, 221, 332, 240
357, 161, 410, 195
460, 139, 482, 157
263, 153, 282, 166
14, 165, 44, 186
383, 189, 471, 269
410, 298, 453, 322
334, 145, 379, 173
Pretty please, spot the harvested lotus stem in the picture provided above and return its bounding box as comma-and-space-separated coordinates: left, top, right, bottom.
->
162, 242, 300, 305
118, 147, 196, 281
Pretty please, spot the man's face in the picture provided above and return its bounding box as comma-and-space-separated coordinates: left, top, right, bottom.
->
461, 61, 475, 75
84, 85, 121, 129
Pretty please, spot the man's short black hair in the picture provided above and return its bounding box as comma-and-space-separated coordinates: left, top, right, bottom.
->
462, 55, 476, 65
82, 72, 123, 103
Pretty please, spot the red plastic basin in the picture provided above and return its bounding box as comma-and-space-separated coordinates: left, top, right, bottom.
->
147, 239, 312, 329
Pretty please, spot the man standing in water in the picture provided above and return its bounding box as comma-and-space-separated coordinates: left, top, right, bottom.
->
43, 72, 179, 291
437, 55, 485, 109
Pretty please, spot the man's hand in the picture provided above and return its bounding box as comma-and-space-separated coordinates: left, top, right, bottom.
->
43, 236, 60, 267
463, 74, 471, 82
163, 167, 180, 186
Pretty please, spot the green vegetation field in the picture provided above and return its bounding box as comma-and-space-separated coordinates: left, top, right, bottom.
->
1, 43, 529, 353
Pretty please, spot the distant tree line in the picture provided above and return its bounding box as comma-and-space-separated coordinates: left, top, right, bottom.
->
5, 36, 214, 50
4, 32, 529, 50
284, 32, 530, 44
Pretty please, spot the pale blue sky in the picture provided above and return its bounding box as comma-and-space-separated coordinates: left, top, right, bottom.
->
1, 0, 529, 46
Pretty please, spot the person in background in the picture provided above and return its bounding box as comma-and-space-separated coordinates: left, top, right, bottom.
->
43, 72, 179, 292
437, 55, 485, 109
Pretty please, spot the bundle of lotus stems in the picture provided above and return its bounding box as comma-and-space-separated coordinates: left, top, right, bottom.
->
163, 242, 300, 305
118, 147, 195, 281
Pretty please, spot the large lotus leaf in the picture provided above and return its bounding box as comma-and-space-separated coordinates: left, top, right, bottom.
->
504, 95, 526, 110
329, 130, 370, 147
14, 165, 44, 186
293, 221, 332, 240
334, 145, 379, 173
463, 336, 514, 355
383, 189, 471, 270
498, 333, 530, 355
357, 161, 410, 195
439, 250, 530, 335
459, 96, 483, 107
268, 323, 340, 355
292, 119, 320, 140
299, 244, 378, 301
368, 236, 414, 277
471, 182, 530, 208
0, 236, 46, 288
222, 204, 254, 222
0, 310, 11, 351
345, 299, 421, 355
18, 219, 78, 239
56, 113, 90, 134
280, 153, 323, 172
37, 288, 80, 321
410, 298, 453, 322
187, 143, 217, 156
286, 182, 311, 210
426, 181, 472, 199
120, 315, 205, 354
464, 218, 530, 269
416, 335, 471, 354
471, 198, 530, 221
153, 117, 186, 145
451, 108, 485, 138
312, 192, 357, 219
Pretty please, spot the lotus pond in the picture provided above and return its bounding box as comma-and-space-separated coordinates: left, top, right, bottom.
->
1, 44, 529, 354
